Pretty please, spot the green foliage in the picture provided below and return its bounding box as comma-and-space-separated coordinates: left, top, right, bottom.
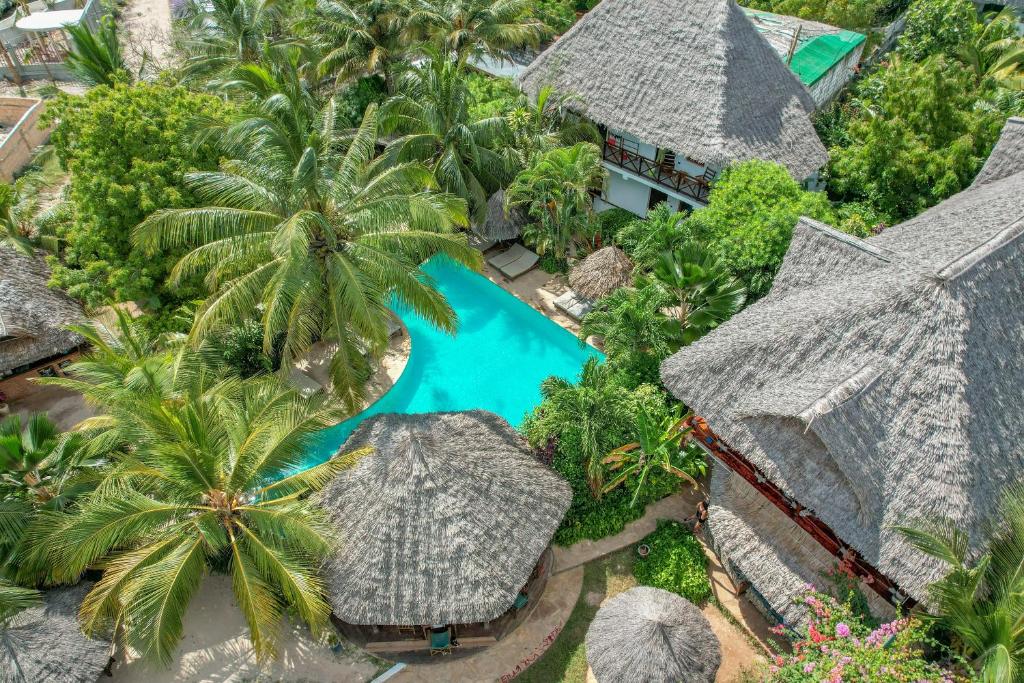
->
217, 319, 283, 378
685, 160, 834, 299
596, 207, 635, 243
408, 0, 549, 66
651, 245, 746, 345
532, 0, 575, 33
466, 71, 519, 120
614, 202, 690, 270
336, 75, 388, 126
896, 0, 977, 61
65, 16, 128, 87
43, 82, 229, 308
632, 520, 712, 604
739, 0, 903, 29
538, 251, 569, 273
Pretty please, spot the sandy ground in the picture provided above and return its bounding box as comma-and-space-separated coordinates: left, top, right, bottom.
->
10, 384, 96, 430
111, 574, 383, 683
118, 0, 176, 75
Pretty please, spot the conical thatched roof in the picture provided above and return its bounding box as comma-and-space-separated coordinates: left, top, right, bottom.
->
0, 584, 110, 683
586, 587, 720, 683
519, 0, 827, 179
569, 246, 633, 301
660, 117, 1024, 611
472, 190, 528, 241
318, 410, 571, 625
0, 246, 85, 374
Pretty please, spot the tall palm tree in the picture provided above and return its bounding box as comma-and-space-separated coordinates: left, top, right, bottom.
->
958, 8, 1024, 88
652, 246, 746, 345
36, 315, 365, 665
615, 202, 690, 269
178, 0, 281, 83
406, 0, 548, 65
895, 484, 1024, 683
135, 82, 478, 410
504, 84, 600, 168
65, 16, 127, 87
505, 142, 605, 258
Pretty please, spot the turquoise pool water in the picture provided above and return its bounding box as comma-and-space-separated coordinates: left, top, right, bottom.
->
302, 257, 604, 466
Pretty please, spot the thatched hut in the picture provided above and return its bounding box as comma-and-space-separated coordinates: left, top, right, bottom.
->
472, 190, 528, 242
569, 246, 633, 301
586, 587, 720, 683
660, 116, 1024, 625
0, 584, 110, 683
318, 410, 571, 649
0, 246, 85, 400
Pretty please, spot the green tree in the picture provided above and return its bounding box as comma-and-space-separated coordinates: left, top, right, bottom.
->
381, 57, 512, 223
134, 86, 477, 410
36, 315, 363, 665
741, 0, 890, 30
65, 16, 128, 87
504, 84, 600, 167
651, 246, 746, 345
43, 82, 230, 309
407, 0, 549, 65
895, 484, 1024, 683
614, 202, 690, 270
505, 142, 605, 258
957, 8, 1024, 89
896, 0, 977, 61
179, 0, 281, 83
685, 160, 834, 299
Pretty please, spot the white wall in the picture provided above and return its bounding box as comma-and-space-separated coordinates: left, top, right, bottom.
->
603, 172, 652, 217
808, 42, 865, 107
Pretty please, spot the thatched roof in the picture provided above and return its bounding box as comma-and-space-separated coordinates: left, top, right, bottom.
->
586, 587, 720, 683
569, 246, 633, 301
472, 190, 528, 241
0, 584, 110, 683
519, 0, 828, 179
660, 117, 1024, 608
318, 410, 571, 625
0, 246, 84, 375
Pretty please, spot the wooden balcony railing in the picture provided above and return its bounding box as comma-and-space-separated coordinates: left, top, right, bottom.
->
602, 141, 712, 204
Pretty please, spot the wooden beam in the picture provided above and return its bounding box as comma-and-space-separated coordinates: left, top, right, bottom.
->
687, 415, 916, 610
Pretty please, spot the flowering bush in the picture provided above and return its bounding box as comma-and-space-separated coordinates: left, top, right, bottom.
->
766, 588, 964, 682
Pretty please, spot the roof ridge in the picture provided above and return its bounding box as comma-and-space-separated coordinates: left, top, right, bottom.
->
935, 213, 1024, 282
799, 217, 893, 263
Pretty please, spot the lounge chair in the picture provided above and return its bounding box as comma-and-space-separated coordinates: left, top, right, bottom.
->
386, 316, 402, 338
429, 628, 452, 656
288, 368, 324, 398
489, 243, 539, 279
553, 290, 594, 321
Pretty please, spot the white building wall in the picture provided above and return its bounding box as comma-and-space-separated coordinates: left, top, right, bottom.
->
604, 171, 652, 217
807, 42, 865, 108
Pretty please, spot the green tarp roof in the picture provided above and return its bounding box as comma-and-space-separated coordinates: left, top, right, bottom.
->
789, 31, 866, 86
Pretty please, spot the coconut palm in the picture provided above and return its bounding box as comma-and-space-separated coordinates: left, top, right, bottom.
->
135, 80, 477, 410
652, 246, 746, 345
504, 84, 600, 168
895, 484, 1024, 683
406, 0, 548, 65
603, 407, 702, 506
65, 16, 128, 87
505, 142, 605, 258
178, 0, 281, 83
615, 202, 690, 269
380, 57, 512, 223
0, 580, 39, 621
958, 8, 1024, 88
36, 318, 364, 664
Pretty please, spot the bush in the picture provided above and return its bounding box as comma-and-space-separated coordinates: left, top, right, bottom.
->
739, 0, 895, 30
596, 207, 637, 243
336, 75, 387, 126
632, 520, 712, 604
534, 0, 576, 33
43, 81, 230, 309
466, 72, 520, 121
538, 250, 568, 273
896, 0, 976, 61
218, 319, 283, 378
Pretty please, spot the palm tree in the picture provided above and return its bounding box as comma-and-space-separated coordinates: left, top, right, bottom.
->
505, 142, 605, 258
615, 202, 690, 269
178, 0, 280, 83
135, 82, 478, 411
652, 246, 746, 346
406, 0, 548, 65
36, 316, 365, 665
380, 57, 512, 223
958, 8, 1024, 88
603, 407, 703, 506
305, 0, 412, 92
65, 16, 127, 86
504, 84, 601, 168
895, 484, 1024, 683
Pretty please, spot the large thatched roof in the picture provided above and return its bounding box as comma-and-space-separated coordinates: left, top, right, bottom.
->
519, 0, 827, 179
660, 117, 1024, 609
569, 246, 633, 301
586, 587, 720, 683
472, 190, 528, 241
0, 246, 84, 374
0, 584, 110, 683
318, 410, 571, 625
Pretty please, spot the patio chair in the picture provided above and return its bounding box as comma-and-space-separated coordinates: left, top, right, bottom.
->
553, 290, 594, 321
429, 628, 452, 656
488, 242, 529, 269
489, 243, 539, 279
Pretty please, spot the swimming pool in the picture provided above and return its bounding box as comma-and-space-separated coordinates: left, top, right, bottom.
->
302, 257, 604, 467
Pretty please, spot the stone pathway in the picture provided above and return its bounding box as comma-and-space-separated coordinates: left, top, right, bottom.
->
394, 568, 584, 683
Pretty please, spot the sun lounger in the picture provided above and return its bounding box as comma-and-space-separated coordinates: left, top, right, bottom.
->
288, 368, 324, 398
553, 290, 595, 321
489, 243, 539, 278
386, 316, 402, 337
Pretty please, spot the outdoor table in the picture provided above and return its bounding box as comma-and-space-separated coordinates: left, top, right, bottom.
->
14, 9, 85, 31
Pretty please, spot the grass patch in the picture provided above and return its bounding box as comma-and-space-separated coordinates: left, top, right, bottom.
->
632, 519, 712, 604
516, 549, 637, 683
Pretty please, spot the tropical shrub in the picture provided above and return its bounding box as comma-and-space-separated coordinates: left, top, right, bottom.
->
684, 160, 834, 299
615, 202, 690, 269
533, 0, 575, 33
43, 82, 229, 308
896, 0, 977, 61
651, 246, 746, 345
65, 16, 128, 87
766, 589, 964, 682
466, 71, 520, 120
740, 0, 905, 30
632, 520, 712, 604
217, 319, 283, 378
337, 75, 388, 126
596, 207, 635, 244
407, 0, 548, 66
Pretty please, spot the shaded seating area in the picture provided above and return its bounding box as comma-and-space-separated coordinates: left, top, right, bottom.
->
488, 242, 539, 279
555, 245, 634, 321
472, 190, 527, 244
316, 410, 571, 655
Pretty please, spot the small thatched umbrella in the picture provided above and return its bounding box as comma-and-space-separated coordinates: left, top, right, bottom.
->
318, 410, 571, 625
472, 190, 528, 241
569, 246, 633, 301
585, 587, 721, 683
0, 584, 111, 683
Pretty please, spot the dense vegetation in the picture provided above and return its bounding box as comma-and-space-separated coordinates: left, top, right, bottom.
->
632, 520, 712, 604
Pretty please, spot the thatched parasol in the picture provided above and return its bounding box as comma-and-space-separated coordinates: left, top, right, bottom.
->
569, 246, 633, 301
0, 584, 111, 683
585, 586, 720, 683
472, 190, 528, 241
318, 410, 571, 625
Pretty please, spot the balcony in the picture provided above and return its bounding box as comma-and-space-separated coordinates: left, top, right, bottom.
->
602, 140, 712, 205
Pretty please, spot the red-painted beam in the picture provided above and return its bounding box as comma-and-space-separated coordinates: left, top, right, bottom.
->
688, 416, 916, 610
